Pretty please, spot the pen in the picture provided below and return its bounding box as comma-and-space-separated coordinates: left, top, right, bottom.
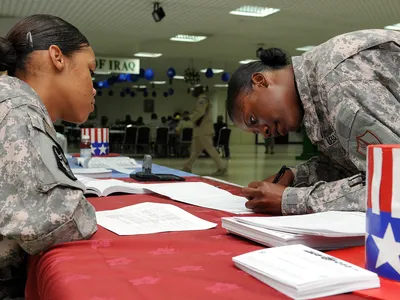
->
272, 165, 288, 184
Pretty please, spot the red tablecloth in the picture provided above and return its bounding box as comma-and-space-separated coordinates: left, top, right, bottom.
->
25, 178, 391, 300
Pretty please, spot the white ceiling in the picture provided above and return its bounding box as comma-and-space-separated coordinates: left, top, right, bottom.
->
1, 0, 400, 87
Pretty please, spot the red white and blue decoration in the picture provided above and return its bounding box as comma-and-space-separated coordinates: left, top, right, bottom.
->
366, 144, 400, 281
81, 128, 110, 156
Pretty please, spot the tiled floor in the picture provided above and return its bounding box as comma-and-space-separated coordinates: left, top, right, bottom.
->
151, 144, 306, 186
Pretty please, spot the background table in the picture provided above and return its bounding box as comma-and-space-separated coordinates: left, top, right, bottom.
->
25, 177, 395, 300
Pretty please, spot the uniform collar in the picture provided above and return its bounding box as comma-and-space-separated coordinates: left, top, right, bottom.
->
291, 56, 323, 142
0, 75, 55, 131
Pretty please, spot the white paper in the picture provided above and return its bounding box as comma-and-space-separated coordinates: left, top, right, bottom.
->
235, 211, 366, 237
78, 157, 141, 174
142, 182, 253, 214
72, 168, 112, 178
233, 245, 380, 299
96, 202, 217, 235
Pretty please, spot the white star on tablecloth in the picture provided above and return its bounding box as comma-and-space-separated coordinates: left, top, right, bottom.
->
372, 223, 400, 274
99, 144, 107, 155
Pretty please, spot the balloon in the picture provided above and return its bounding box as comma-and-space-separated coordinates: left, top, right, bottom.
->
163, 92, 168, 98
125, 87, 131, 94
205, 68, 214, 78
167, 67, 176, 78
144, 91, 149, 97
139, 68, 145, 78
144, 69, 154, 81
102, 80, 109, 89
97, 81, 104, 88
108, 90, 114, 96
120, 91, 125, 97
125, 74, 132, 82
118, 74, 127, 81
168, 88, 174, 95
221, 72, 230, 82
130, 91, 136, 97
152, 91, 157, 97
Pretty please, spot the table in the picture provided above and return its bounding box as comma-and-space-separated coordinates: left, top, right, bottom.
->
25, 177, 395, 300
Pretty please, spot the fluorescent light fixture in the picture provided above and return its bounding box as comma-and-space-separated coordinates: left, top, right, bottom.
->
295, 46, 315, 52
214, 84, 228, 88
133, 85, 147, 89
94, 70, 112, 75
134, 52, 162, 58
150, 81, 166, 84
200, 68, 224, 74
173, 75, 185, 79
239, 59, 258, 64
230, 6, 280, 18
384, 23, 400, 30
91, 77, 95, 81
170, 34, 207, 42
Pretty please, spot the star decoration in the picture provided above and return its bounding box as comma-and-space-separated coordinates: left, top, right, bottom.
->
99, 144, 107, 155
372, 223, 400, 274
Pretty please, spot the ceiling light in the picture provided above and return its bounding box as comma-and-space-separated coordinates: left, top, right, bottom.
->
296, 46, 315, 52
384, 23, 400, 31
200, 68, 224, 74
134, 52, 162, 58
214, 84, 228, 88
230, 6, 280, 18
133, 85, 147, 89
170, 34, 207, 42
239, 59, 258, 64
91, 77, 95, 81
150, 81, 166, 84
173, 75, 185, 79
152, 2, 166, 22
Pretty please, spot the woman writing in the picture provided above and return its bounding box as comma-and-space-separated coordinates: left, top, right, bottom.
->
0, 14, 97, 298
227, 29, 400, 215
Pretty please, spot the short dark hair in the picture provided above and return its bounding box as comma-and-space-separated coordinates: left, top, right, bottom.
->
151, 113, 158, 120
0, 14, 89, 76
226, 48, 289, 121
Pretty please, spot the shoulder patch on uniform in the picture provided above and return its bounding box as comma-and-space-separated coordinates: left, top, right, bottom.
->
53, 145, 77, 181
356, 130, 381, 156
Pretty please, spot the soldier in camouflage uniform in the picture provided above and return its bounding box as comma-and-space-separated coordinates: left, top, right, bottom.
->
227, 29, 400, 215
0, 15, 97, 299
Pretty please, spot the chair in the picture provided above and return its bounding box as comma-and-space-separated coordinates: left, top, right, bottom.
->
178, 127, 193, 157
136, 126, 151, 154
154, 127, 169, 157
216, 127, 231, 158
122, 125, 137, 154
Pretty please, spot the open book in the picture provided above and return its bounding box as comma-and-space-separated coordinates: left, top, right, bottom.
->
76, 175, 148, 196
233, 245, 380, 299
76, 176, 252, 214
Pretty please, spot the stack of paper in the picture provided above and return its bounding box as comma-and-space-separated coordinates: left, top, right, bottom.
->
72, 168, 112, 178
77, 156, 141, 174
96, 202, 217, 235
233, 245, 380, 299
222, 211, 365, 250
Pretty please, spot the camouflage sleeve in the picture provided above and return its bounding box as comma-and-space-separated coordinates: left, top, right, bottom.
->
0, 111, 97, 255
190, 96, 208, 123
282, 80, 400, 215
289, 154, 349, 187
282, 173, 365, 215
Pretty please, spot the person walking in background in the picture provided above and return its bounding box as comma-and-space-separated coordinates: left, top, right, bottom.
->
214, 115, 230, 158
183, 85, 227, 175
264, 137, 275, 154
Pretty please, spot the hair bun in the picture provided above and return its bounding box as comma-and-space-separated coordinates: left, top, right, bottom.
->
0, 37, 16, 72
260, 47, 288, 67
